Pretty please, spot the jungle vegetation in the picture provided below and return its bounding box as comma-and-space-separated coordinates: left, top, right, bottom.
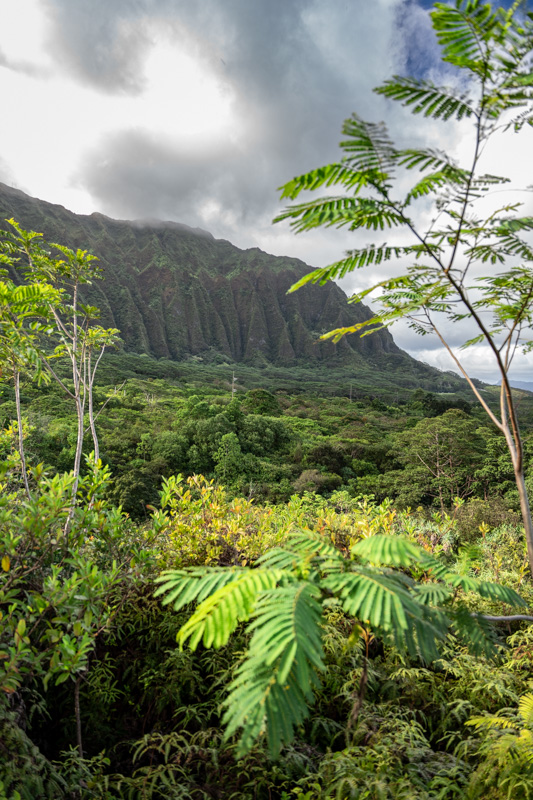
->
2, 1, 533, 798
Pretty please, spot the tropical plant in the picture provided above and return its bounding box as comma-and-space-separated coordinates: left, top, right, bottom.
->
466, 693, 533, 797
155, 530, 525, 757
0, 220, 120, 509
274, 0, 533, 575
0, 276, 60, 497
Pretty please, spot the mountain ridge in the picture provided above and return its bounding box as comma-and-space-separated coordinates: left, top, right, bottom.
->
0, 182, 465, 392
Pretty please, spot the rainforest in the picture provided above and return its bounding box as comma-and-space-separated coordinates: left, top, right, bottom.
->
3, 1, 533, 798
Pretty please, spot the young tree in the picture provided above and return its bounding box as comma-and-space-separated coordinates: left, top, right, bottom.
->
274, 0, 533, 575
0, 221, 119, 509
0, 278, 60, 497
156, 530, 525, 757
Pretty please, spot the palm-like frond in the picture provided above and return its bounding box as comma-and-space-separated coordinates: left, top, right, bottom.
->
519, 694, 533, 729
396, 147, 462, 173
278, 162, 387, 202
431, 1, 500, 70
350, 533, 429, 568
222, 582, 324, 757
155, 568, 282, 649
450, 606, 498, 658
321, 568, 444, 661
404, 167, 467, 204
339, 115, 398, 175
287, 245, 408, 292
157, 526, 526, 756
274, 196, 406, 233
376, 77, 476, 120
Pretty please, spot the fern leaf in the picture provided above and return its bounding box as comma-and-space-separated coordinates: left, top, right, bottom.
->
474, 581, 526, 607
450, 605, 498, 658
339, 114, 398, 174
351, 534, 428, 567
168, 569, 282, 650
286, 246, 407, 293
222, 582, 324, 757
323, 568, 446, 660
323, 569, 409, 632
154, 567, 244, 609
277, 162, 388, 202
376, 77, 476, 120
414, 582, 454, 606
396, 147, 460, 173
519, 694, 533, 729
274, 196, 406, 234
431, 1, 500, 70
466, 714, 517, 732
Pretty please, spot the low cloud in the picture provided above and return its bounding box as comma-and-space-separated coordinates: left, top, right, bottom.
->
3, 0, 528, 382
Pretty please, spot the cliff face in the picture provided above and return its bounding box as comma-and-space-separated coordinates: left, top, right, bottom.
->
0, 183, 402, 367
0, 183, 459, 394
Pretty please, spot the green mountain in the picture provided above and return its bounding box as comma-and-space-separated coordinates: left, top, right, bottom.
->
0, 182, 464, 392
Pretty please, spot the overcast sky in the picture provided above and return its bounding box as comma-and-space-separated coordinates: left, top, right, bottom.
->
0, 0, 531, 384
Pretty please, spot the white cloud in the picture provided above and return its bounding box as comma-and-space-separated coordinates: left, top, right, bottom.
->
0, 0, 531, 384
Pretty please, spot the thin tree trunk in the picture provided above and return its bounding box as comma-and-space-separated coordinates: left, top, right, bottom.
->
87, 347, 104, 464
64, 392, 85, 539
13, 368, 31, 500
515, 465, 533, 580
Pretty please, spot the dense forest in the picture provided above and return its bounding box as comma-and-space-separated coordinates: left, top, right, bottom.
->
2, 344, 533, 799
3, 1, 533, 798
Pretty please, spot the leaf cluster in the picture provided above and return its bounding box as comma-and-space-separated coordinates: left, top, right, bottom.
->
156, 529, 525, 757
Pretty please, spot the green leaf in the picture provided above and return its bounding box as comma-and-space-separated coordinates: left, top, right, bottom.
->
274, 196, 406, 234
175, 569, 282, 650
376, 77, 476, 120
351, 534, 428, 567
431, 1, 501, 70
222, 581, 325, 758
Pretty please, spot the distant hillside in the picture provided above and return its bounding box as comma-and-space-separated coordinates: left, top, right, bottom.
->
0, 182, 466, 393
510, 381, 533, 393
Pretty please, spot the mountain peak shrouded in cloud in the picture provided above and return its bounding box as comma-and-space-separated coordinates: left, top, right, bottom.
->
0, 0, 414, 235
0, 179, 470, 398
0, 0, 531, 383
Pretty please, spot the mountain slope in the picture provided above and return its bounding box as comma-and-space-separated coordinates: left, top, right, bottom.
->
0, 182, 463, 391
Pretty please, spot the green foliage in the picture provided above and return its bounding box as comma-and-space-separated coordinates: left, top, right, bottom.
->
466, 694, 533, 798
156, 526, 525, 757
275, 0, 533, 574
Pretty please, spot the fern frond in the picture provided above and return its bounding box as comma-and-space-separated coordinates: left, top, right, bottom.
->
222, 582, 324, 757
473, 580, 526, 607
414, 582, 454, 606
404, 167, 467, 204
450, 606, 498, 658
274, 196, 406, 233
154, 567, 245, 609
350, 533, 428, 568
287, 245, 408, 293
396, 147, 460, 173
467, 714, 517, 732
323, 567, 447, 660
431, 1, 500, 70
258, 534, 345, 579
277, 162, 387, 202
493, 233, 533, 262
157, 568, 283, 650
376, 76, 476, 120
518, 694, 533, 728
339, 114, 398, 175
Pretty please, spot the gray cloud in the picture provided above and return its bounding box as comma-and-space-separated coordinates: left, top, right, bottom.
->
38, 0, 520, 380
43, 0, 154, 94
63, 0, 425, 243
0, 156, 15, 189
0, 45, 51, 78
